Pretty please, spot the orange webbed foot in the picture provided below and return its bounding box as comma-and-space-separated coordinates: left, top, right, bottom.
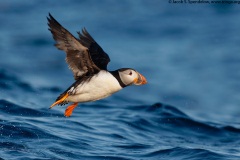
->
64, 103, 78, 117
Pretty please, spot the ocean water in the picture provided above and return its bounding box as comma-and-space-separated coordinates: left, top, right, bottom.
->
0, 1, 240, 159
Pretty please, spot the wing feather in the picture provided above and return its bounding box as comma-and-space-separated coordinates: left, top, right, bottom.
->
47, 13, 100, 79
78, 28, 110, 70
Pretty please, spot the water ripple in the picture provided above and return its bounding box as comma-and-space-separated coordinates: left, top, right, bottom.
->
0, 69, 35, 92
0, 99, 239, 159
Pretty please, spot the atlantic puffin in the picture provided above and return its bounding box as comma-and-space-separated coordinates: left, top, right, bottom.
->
47, 13, 147, 117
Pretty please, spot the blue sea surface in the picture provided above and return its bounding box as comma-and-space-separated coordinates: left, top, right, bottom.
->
0, 1, 240, 159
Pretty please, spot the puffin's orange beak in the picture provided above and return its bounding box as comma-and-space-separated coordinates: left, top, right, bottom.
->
134, 73, 147, 85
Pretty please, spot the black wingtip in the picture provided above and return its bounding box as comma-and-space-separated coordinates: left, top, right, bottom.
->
47, 13, 62, 28
47, 13, 54, 22
48, 13, 53, 18
47, 13, 52, 20
47, 13, 52, 25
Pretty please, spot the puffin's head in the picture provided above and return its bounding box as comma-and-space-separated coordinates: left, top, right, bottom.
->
118, 68, 147, 86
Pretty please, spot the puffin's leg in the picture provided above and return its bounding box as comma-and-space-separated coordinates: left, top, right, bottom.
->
49, 93, 69, 109
64, 102, 78, 117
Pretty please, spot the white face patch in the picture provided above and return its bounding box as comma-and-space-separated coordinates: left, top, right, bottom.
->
119, 69, 138, 86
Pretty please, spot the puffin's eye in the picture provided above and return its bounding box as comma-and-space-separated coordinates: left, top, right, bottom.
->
129, 71, 132, 76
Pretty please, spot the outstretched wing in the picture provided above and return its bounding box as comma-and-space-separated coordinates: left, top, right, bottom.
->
78, 28, 110, 70
47, 13, 104, 80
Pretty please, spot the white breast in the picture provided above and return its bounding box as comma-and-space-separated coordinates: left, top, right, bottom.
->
66, 71, 122, 103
